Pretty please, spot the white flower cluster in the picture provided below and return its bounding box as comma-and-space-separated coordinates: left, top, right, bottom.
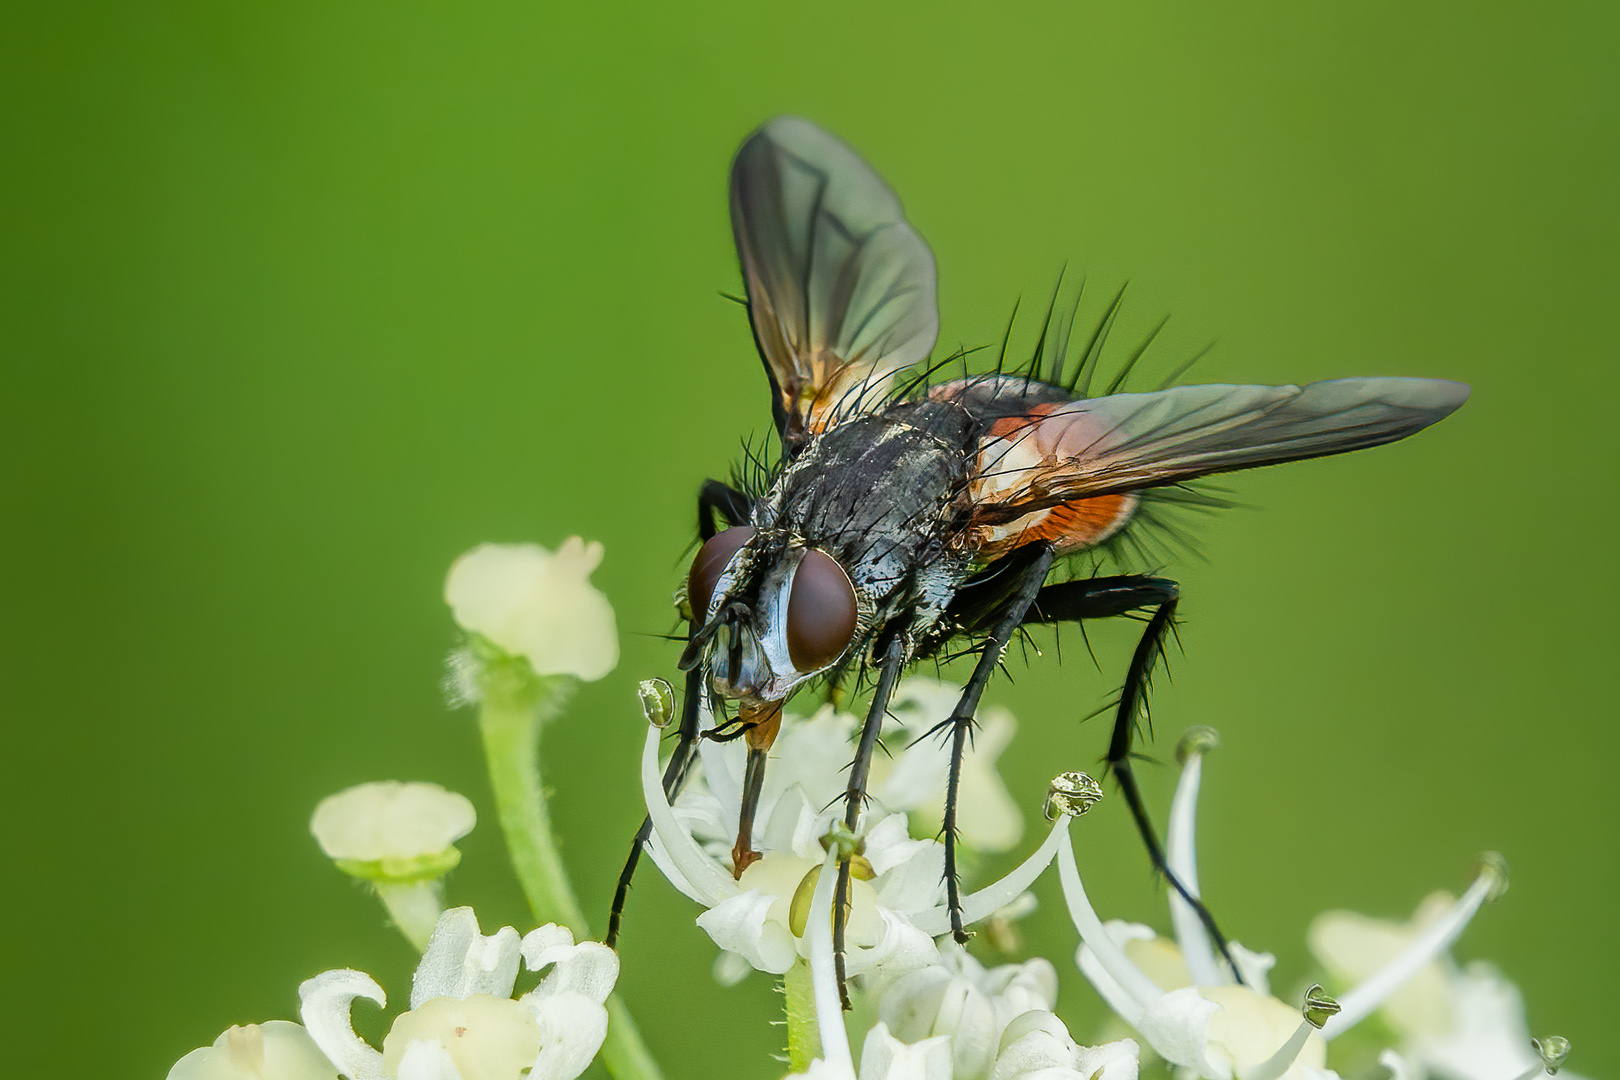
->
170, 909, 618, 1080
164, 538, 1576, 1080
636, 689, 1578, 1080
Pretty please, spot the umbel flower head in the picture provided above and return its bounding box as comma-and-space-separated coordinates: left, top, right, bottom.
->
444, 538, 618, 698
1060, 727, 1518, 1080
1309, 899, 1588, 1080
782, 845, 1140, 1080
638, 687, 1075, 985
299, 906, 618, 1080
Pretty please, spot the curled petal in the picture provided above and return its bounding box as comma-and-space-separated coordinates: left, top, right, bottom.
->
298, 969, 388, 1080
410, 908, 522, 1009
520, 928, 619, 1006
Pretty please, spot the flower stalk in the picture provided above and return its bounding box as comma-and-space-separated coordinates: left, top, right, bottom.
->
476, 665, 664, 1080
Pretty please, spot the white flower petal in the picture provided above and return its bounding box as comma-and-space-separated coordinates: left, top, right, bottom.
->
444, 539, 618, 681
520, 929, 619, 1006
526, 992, 611, 1080
696, 890, 801, 974
1409, 961, 1549, 1080
166, 1021, 340, 1080
1133, 987, 1224, 1076
384, 996, 540, 1080
876, 682, 1024, 854
298, 969, 389, 1080
410, 908, 523, 1008
857, 1023, 952, 1080
990, 1010, 1140, 1080
393, 1039, 463, 1080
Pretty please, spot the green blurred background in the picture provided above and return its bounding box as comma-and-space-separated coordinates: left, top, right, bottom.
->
4, 1, 1616, 1075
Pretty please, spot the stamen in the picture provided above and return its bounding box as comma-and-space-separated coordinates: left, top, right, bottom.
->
1246, 985, 1340, 1080
639, 726, 737, 905
911, 807, 1074, 937
1057, 838, 1162, 1025
1246, 1019, 1315, 1080
1320, 852, 1509, 1039
1167, 727, 1222, 987
803, 848, 854, 1075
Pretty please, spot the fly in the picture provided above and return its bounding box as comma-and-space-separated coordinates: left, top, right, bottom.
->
604, 117, 1468, 993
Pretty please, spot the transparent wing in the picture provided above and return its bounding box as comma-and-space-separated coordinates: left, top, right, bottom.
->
730, 116, 938, 446
951, 375, 1470, 521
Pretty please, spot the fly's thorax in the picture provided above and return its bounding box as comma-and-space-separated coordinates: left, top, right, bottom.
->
684, 405, 976, 703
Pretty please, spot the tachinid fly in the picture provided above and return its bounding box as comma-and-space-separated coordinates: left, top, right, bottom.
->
606, 117, 1468, 982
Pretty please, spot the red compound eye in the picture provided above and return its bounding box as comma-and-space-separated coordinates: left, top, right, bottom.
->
785, 548, 857, 671
687, 527, 754, 621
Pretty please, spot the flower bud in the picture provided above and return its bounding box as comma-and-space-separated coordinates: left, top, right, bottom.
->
445, 538, 619, 687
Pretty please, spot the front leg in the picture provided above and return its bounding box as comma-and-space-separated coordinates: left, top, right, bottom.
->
605, 478, 752, 948
832, 634, 908, 1008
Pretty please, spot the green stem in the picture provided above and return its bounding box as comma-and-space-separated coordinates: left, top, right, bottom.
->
374, 879, 443, 952
784, 959, 821, 1073
479, 674, 665, 1080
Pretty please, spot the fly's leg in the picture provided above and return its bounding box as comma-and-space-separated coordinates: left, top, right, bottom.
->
605, 479, 751, 949
937, 544, 1056, 944
698, 478, 751, 539
831, 634, 908, 1008
1023, 574, 1243, 983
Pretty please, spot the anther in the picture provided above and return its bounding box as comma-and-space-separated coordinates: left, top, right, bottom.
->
1045, 772, 1103, 820
1534, 1036, 1571, 1075
1301, 984, 1341, 1029
1475, 851, 1510, 902
637, 678, 675, 729
1175, 725, 1220, 765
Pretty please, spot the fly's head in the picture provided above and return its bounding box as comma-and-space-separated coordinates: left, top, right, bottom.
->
678, 526, 861, 705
